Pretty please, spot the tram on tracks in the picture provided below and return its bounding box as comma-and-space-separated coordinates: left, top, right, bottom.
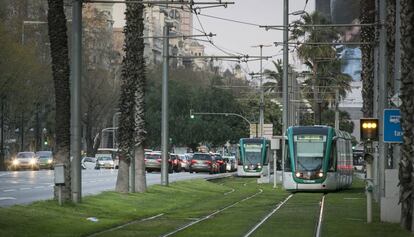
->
237, 137, 270, 177
283, 126, 353, 191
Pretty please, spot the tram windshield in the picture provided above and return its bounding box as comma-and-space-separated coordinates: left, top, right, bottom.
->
243, 143, 263, 165
294, 135, 326, 172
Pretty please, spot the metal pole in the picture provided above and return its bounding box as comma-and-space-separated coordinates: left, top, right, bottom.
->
273, 150, 277, 188
366, 162, 373, 223
259, 45, 264, 137
281, 0, 289, 190
21, 113, 24, 151
71, 0, 82, 203
0, 97, 4, 171
378, 0, 387, 199
161, 24, 170, 186
335, 89, 339, 130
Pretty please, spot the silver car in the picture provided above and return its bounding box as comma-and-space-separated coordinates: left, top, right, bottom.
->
95, 156, 115, 169
10, 152, 39, 171
36, 151, 54, 169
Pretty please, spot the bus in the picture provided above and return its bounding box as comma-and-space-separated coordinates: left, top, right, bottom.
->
237, 138, 270, 177
283, 126, 353, 191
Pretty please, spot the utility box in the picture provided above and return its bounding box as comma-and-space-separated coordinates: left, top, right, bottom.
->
54, 163, 65, 185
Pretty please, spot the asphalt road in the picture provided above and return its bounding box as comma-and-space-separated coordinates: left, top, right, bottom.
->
0, 169, 218, 207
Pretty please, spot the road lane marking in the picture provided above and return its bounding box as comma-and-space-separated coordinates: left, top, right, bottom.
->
3, 189, 15, 192
20, 188, 32, 190
34, 186, 45, 189
0, 197, 16, 201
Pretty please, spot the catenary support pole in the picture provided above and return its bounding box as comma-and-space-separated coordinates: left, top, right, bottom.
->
335, 88, 339, 130
259, 45, 264, 137
161, 24, 170, 186
378, 0, 387, 199
71, 0, 82, 203
281, 0, 289, 187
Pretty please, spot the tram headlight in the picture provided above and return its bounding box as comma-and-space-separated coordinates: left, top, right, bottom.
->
257, 165, 262, 169
244, 165, 248, 169
318, 172, 324, 178
295, 172, 301, 178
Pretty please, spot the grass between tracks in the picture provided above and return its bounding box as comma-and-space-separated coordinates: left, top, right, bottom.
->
0, 176, 413, 237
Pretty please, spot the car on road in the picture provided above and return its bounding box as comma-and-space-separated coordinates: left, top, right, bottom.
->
82, 157, 96, 169
179, 154, 191, 172
170, 153, 183, 172
189, 153, 218, 174
10, 152, 39, 171
35, 151, 54, 169
223, 155, 237, 172
96, 148, 119, 169
95, 156, 115, 169
144, 151, 173, 173
212, 153, 226, 173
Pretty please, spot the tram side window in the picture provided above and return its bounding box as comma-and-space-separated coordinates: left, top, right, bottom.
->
284, 141, 291, 171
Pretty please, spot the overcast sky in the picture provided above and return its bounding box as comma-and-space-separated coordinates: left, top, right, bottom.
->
113, 0, 315, 75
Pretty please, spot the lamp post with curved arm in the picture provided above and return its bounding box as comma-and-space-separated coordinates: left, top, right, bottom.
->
190, 110, 257, 136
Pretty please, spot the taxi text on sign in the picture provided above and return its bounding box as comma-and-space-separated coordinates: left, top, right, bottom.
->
383, 109, 403, 143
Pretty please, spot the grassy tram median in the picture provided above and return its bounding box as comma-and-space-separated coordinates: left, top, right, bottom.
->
0, 176, 412, 237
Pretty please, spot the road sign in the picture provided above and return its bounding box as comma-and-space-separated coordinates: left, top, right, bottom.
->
384, 109, 403, 143
390, 93, 401, 107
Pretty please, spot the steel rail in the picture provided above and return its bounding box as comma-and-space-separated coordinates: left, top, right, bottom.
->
243, 194, 294, 237
315, 194, 326, 237
160, 189, 264, 237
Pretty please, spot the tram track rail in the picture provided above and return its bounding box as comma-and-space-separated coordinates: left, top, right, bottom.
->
159, 188, 264, 237
314, 194, 326, 237
243, 194, 294, 237
242, 192, 327, 237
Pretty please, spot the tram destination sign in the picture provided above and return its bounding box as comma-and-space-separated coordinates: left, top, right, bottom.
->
383, 109, 403, 143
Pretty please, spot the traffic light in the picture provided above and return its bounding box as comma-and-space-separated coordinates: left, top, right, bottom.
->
190, 109, 194, 119
360, 118, 379, 141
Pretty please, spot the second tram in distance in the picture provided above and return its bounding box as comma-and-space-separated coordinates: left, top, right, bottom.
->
283, 126, 353, 191
237, 137, 270, 177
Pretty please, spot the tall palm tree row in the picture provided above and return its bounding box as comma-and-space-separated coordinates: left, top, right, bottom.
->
46, 0, 71, 201
360, 0, 375, 117
115, 0, 147, 193
290, 12, 351, 124
399, 0, 414, 231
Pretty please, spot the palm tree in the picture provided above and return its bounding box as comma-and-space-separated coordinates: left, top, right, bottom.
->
399, 0, 414, 231
290, 11, 351, 124
115, 0, 147, 193
46, 0, 71, 201
263, 59, 283, 95
360, 0, 375, 118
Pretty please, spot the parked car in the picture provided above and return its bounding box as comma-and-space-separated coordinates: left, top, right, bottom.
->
10, 152, 39, 171
144, 151, 173, 173
189, 153, 218, 174
223, 155, 237, 172
36, 151, 54, 169
81, 157, 96, 169
95, 156, 115, 169
212, 153, 226, 173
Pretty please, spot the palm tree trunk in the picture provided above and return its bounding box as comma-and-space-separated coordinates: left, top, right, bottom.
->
360, 0, 376, 117
135, 145, 147, 192
115, 0, 147, 193
399, 0, 414, 231
46, 0, 71, 201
